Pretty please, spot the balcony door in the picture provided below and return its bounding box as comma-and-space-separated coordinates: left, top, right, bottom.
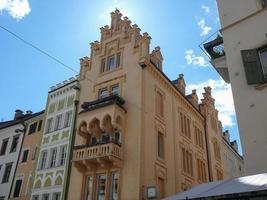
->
96, 174, 107, 200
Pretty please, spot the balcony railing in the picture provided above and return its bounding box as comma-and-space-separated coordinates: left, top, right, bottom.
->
73, 142, 122, 162
203, 35, 225, 59
81, 95, 125, 112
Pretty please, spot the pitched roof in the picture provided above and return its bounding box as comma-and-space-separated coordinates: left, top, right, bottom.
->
0, 110, 44, 130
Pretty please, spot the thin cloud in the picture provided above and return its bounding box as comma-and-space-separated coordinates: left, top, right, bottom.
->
201, 5, 210, 14
185, 50, 208, 67
197, 18, 212, 36
0, 0, 30, 20
187, 79, 235, 127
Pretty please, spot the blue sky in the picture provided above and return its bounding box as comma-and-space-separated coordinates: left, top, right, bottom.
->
0, 0, 242, 153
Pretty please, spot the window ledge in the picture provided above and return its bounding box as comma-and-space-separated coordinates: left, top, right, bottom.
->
99, 66, 122, 77
255, 82, 267, 90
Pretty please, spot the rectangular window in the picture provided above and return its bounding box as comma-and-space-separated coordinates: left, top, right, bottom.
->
110, 172, 119, 200
13, 179, 22, 197
39, 150, 47, 170
49, 148, 57, 168
57, 99, 65, 111
111, 84, 119, 96
64, 111, 72, 128
38, 120, 43, 131
107, 55, 116, 71
101, 58, 106, 73
52, 192, 61, 200
180, 113, 191, 139
21, 149, 29, 163
45, 118, 53, 133
10, 135, 19, 153
197, 159, 207, 183
54, 114, 62, 131
156, 91, 164, 117
99, 88, 109, 99
259, 47, 267, 78
116, 53, 121, 67
85, 176, 93, 200
42, 193, 49, 200
181, 148, 193, 176
157, 132, 164, 159
97, 174, 107, 200
59, 145, 67, 166
28, 122, 38, 135
0, 138, 8, 155
32, 195, 39, 200
2, 163, 12, 183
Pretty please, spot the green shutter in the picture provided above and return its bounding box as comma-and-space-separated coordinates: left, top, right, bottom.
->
261, 0, 267, 8
241, 49, 264, 85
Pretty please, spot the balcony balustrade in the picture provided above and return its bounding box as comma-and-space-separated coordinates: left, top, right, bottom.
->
73, 142, 123, 171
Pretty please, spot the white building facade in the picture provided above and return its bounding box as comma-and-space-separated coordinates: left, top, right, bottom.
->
221, 131, 244, 179
204, 0, 267, 175
0, 110, 34, 200
31, 77, 79, 200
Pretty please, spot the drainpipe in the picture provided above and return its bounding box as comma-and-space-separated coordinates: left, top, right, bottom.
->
64, 88, 80, 200
204, 117, 212, 182
8, 122, 26, 199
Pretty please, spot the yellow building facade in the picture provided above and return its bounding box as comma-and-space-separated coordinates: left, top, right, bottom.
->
9, 111, 44, 200
67, 9, 237, 200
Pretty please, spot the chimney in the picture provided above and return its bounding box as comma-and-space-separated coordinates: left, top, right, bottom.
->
176, 74, 186, 95
26, 110, 32, 115
223, 130, 230, 142
230, 140, 238, 152
14, 109, 24, 120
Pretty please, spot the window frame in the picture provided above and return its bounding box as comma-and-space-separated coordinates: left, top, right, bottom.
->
157, 131, 165, 160
96, 174, 107, 200
10, 135, 20, 153
99, 87, 109, 99
59, 145, 67, 166
39, 150, 48, 170
259, 46, 267, 78
13, 178, 23, 197
2, 162, 13, 183
37, 120, 43, 131
111, 84, 120, 96
45, 118, 53, 134
49, 147, 58, 168
107, 55, 116, 71
54, 114, 63, 131
64, 111, 72, 128
110, 171, 119, 200
21, 149, 29, 163
28, 122, 38, 135
0, 138, 9, 156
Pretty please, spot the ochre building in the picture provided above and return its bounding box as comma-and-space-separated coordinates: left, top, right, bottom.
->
67, 9, 241, 200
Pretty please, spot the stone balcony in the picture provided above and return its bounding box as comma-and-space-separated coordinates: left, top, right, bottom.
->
73, 142, 123, 171
77, 95, 126, 140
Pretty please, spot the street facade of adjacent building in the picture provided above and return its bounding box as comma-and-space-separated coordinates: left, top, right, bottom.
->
30, 77, 79, 200
9, 111, 44, 200
204, 0, 267, 175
